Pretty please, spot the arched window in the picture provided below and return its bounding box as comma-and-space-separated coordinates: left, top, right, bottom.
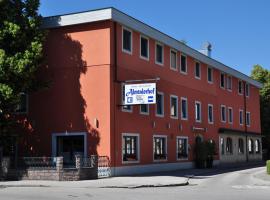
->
238, 138, 244, 154
226, 138, 233, 154
248, 139, 254, 154
255, 139, 260, 154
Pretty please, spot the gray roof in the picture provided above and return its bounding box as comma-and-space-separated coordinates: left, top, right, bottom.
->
42, 7, 263, 88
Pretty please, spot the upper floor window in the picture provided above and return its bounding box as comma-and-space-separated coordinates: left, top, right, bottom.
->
155, 42, 164, 65
181, 97, 188, 120
228, 107, 233, 124
122, 27, 132, 54
221, 105, 226, 122
208, 104, 214, 124
177, 137, 188, 160
245, 83, 250, 97
140, 35, 149, 60
156, 92, 164, 117
122, 134, 139, 162
153, 136, 167, 160
180, 54, 187, 74
170, 49, 177, 70
207, 67, 213, 83
246, 112, 251, 126
140, 104, 149, 115
238, 80, 243, 95
227, 75, 232, 91
239, 109, 243, 126
195, 62, 201, 79
220, 73, 225, 89
15, 93, 28, 114
195, 101, 201, 122
170, 95, 178, 119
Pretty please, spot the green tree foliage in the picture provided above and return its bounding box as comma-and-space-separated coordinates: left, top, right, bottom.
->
251, 65, 270, 154
0, 0, 44, 133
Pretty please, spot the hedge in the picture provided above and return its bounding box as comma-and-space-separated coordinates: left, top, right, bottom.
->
267, 160, 270, 175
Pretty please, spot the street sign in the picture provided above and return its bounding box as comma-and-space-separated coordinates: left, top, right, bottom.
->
124, 83, 156, 105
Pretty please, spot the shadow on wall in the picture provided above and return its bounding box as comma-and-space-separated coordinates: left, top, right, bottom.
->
19, 29, 100, 157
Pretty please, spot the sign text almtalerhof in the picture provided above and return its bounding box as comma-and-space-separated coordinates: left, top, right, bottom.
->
124, 83, 156, 105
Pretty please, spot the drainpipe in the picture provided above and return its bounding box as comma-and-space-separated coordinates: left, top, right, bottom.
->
243, 82, 248, 162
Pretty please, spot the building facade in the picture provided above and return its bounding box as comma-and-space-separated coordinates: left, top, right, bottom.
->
16, 8, 262, 176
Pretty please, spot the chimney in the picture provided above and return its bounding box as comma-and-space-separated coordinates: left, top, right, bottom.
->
199, 42, 212, 57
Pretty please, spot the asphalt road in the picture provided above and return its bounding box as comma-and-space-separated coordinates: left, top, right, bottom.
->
0, 166, 270, 200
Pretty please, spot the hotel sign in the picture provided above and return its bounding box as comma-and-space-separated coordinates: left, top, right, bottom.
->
124, 83, 156, 105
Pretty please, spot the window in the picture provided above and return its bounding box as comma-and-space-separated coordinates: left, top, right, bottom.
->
122, 27, 132, 54
220, 73, 225, 89
238, 138, 244, 154
122, 84, 132, 112
207, 67, 213, 83
153, 136, 167, 160
239, 109, 243, 125
255, 139, 260, 154
140, 35, 149, 60
246, 112, 251, 126
170, 95, 178, 119
170, 49, 177, 70
221, 105, 226, 122
155, 43, 163, 65
238, 80, 243, 95
245, 83, 250, 97
195, 61, 201, 79
226, 138, 233, 154
227, 75, 232, 91
177, 137, 188, 160
15, 93, 28, 113
248, 139, 254, 154
220, 138, 225, 155
195, 101, 201, 122
156, 92, 164, 117
228, 107, 233, 124
180, 54, 187, 74
140, 104, 149, 115
181, 97, 188, 120
122, 134, 139, 162
208, 104, 214, 124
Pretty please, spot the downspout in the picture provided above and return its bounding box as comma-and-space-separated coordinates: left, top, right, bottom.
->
243, 82, 248, 162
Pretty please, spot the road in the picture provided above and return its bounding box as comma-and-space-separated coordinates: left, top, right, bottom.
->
0, 166, 269, 200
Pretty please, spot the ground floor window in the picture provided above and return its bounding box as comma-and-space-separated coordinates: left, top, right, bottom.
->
122, 134, 139, 162
226, 137, 233, 154
248, 139, 254, 154
255, 139, 260, 154
220, 137, 225, 155
238, 138, 244, 154
177, 137, 188, 159
153, 136, 167, 160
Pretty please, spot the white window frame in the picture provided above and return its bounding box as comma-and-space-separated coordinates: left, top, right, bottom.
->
176, 136, 189, 161
220, 105, 226, 123
207, 67, 213, 84
208, 104, 214, 124
245, 83, 250, 97
239, 109, 244, 126
195, 101, 202, 123
140, 34, 149, 61
238, 80, 243, 95
180, 54, 188, 74
122, 26, 132, 55
220, 72, 225, 89
153, 135, 168, 162
195, 61, 201, 79
140, 104, 149, 115
228, 107, 233, 124
227, 75, 232, 91
155, 42, 164, 66
246, 111, 251, 127
170, 95, 178, 119
122, 133, 140, 164
170, 49, 178, 71
156, 91, 164, 117
181, 97, 188, 120
121, 83, 133, 113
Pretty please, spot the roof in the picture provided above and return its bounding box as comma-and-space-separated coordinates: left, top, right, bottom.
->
42, 7, 263, 88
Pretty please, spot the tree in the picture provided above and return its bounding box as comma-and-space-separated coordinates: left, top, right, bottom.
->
0, 0, 44, 136
251, 65, 270, 158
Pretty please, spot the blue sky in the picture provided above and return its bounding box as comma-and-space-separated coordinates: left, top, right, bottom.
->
39, 0, 270, 76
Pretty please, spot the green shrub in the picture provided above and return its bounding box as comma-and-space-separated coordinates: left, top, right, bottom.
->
267, 160, 270, 175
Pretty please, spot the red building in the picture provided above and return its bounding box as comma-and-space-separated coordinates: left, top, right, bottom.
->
17, 8, 262, 176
